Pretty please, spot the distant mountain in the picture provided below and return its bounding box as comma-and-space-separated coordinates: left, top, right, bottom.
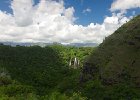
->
0, 42, 53, 47
0, 42, 98, 47
66, 43, 98, 47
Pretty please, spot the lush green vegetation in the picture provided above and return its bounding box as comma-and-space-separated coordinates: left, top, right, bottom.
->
0, 15, 140, 100
0, 44, 93, 99
80, 15, 140, 99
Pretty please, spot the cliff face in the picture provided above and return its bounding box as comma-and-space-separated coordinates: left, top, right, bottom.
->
82, 15, 140, 86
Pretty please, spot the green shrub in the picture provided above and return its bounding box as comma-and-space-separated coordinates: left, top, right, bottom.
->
0, 84, 34, 97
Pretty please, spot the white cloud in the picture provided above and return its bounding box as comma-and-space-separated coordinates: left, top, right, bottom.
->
82, 8, 91, 13
111, 0, 140, 11
0, 0, 132, 44
11, 0, 34, 26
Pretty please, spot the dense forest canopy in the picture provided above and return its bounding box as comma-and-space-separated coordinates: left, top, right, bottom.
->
0, 44, 94, 99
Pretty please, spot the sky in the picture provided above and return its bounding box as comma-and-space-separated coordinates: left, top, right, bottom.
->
0, 0, 140, 44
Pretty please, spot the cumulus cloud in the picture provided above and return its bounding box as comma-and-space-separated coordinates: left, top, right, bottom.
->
0, 0, 131, 43
11, 0, 34, 26
111, 0, 140, 11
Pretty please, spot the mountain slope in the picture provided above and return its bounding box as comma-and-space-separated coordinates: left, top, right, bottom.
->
82, 15, 140, 86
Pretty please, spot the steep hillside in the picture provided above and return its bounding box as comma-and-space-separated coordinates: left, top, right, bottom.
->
81, 15, 140, 99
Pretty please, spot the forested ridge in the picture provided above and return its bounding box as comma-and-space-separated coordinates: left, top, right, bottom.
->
80, 15, 140, 99
0, 15, 140, 100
